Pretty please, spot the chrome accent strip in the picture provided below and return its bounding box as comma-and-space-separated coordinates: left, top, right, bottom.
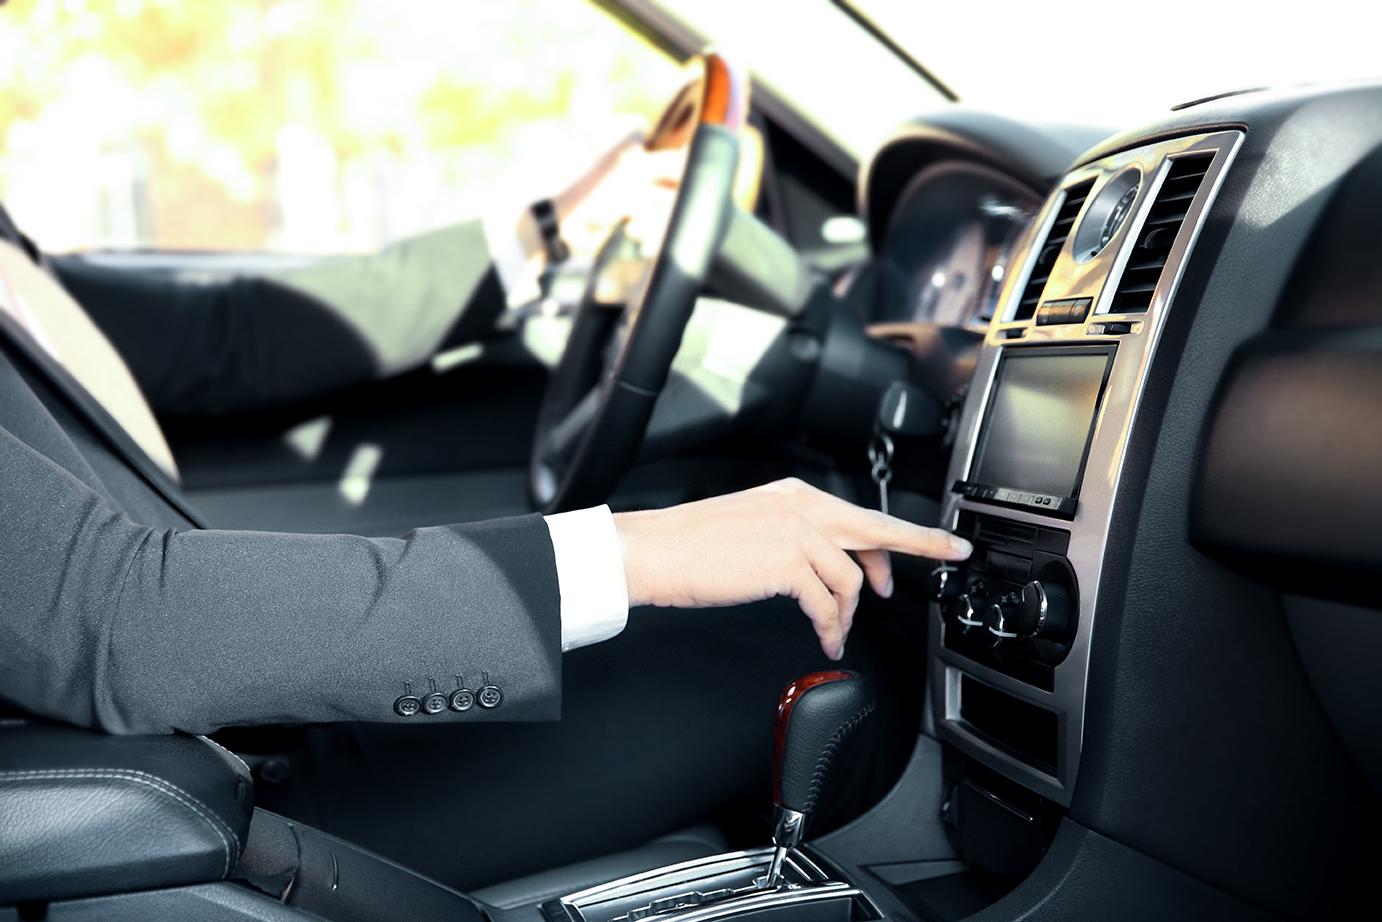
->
553, 847, 880, 922
998, 184, 1068, 324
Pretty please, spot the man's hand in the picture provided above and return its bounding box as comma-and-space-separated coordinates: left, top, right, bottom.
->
614, 478, 973, 661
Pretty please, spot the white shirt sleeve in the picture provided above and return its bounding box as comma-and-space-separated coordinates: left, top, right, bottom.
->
544, 504, 630, 652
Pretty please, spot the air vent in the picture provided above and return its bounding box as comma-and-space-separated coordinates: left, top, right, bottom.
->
1015, 178, 1094, 321
1108, 153, 1213, 313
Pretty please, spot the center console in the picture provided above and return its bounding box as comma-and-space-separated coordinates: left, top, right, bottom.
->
531, 129, 1250, 922
928, 130, 1243, 805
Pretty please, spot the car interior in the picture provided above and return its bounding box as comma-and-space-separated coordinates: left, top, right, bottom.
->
2, 2, 1380, 921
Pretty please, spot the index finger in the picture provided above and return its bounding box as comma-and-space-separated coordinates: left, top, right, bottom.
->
823, 502, 973, 561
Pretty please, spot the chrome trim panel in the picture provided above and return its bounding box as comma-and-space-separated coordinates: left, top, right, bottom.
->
548, 847, 880, 922
930, 130, 1245, 805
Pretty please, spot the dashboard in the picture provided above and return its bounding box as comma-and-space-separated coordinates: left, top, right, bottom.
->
930, 129, 1242, 804
840, 84, 1382, 919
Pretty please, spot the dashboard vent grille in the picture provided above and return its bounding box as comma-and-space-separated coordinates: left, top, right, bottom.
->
1109, 153, 1213, 313
1015, 178, 1094, 321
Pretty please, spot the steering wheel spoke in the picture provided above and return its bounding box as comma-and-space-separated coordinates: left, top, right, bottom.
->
546, 385, 602, 460
529, 52, 750, 513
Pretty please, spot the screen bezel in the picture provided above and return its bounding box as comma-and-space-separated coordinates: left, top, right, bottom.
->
969, 344, 1117, 503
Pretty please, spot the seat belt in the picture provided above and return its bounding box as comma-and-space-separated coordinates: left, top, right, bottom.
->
0, 202, 50, 270
0, 238, 181, 481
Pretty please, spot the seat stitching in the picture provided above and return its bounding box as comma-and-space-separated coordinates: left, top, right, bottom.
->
194, 734, 253, 778
0, 768, 237, 877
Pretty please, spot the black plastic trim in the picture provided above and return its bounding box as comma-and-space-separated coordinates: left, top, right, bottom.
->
1191, 329, 1382, 605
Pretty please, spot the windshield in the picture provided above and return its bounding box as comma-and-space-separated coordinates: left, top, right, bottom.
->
853, 0, 1382, 129
0, 0, 684, 254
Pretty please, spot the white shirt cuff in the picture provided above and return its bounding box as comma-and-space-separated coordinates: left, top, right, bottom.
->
544, 504, 629, 652
482, 206, 543, 308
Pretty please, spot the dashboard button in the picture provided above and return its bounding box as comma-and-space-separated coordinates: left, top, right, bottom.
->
1018, 580, 1073, 641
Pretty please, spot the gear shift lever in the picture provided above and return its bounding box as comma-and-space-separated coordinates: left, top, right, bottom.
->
763, 670, 875, 889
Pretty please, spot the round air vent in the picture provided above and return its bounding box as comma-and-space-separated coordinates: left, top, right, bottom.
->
1072, 167, 1142, 262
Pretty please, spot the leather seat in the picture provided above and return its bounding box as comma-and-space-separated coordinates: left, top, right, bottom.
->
0, 722, 255, 905
0, 718, 728, 920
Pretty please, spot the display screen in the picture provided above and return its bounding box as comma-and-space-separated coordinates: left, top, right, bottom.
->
972, 350, 1113, 499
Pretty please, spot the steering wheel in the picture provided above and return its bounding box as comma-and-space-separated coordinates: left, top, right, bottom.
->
529, 52, 749, 513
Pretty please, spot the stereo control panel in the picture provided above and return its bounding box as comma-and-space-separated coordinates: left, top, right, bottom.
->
939, 511, 1077, 693
928, 130, 1243, 805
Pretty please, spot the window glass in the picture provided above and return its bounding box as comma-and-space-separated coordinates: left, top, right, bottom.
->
855, 0, 1382, 130
0, 0, 683, 253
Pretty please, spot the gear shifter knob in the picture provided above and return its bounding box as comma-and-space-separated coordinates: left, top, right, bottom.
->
763, 670, 875, 888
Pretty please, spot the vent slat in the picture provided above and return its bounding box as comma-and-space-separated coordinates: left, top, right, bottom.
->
1154, 189, 1199, 204
1013, 178, 1095, 321
1117, 280, 1159, 295
1145, 205, 1189, 219
1144, 211, 1190, 227
1126, 254, 1169, 272
1107, 153, 1213, 315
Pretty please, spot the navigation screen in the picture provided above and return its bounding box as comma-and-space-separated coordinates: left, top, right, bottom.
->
973, 350, 1113, 499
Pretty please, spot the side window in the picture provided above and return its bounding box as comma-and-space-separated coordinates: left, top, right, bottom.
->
0, 0, 683, 254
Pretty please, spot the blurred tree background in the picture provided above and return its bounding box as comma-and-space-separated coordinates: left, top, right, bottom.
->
0, 0, 681, 252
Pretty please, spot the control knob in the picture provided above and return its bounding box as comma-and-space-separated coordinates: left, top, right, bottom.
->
1017, 580, 1073, 641
951, 589, 985, 632
984, 592, 1021, 647
929, 563, 962, 603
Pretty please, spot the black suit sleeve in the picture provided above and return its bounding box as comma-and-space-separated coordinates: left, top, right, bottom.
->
0, 418, 562, 735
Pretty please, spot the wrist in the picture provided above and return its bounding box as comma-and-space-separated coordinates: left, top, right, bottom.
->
613, 509, 662, 609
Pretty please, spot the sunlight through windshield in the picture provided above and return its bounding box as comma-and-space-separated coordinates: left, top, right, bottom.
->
855, 0, 1382, 129
0, 0, 683, 253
